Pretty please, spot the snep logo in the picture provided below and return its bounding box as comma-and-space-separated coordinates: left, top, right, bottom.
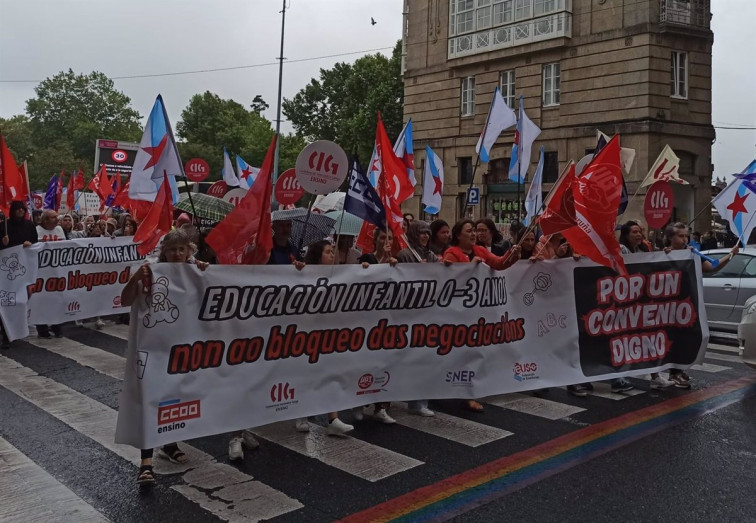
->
270, 382, 295, 402
157, 398, 200, 434
513, 362, 539, 382
356, 371, 391, 396
66, 301, 80, 313
267, 382, 299, 412
445, 370, 475, 387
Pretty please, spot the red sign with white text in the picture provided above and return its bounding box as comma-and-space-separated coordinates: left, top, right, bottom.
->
185, 158, 210, 182
275, 168, 305, 205
207, 180, 228, 198
644, 181, 674, 229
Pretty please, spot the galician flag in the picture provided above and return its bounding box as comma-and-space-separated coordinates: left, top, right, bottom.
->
508, 95, 541, 183
712, 160, 756, 245
523, 146, 544, 226
422, 146, 444, 215
475, 86, 516, 164
393, 119, 417, 186
236, 155, 260, 188
222, 147, 240, 187
129, 95, 181, 203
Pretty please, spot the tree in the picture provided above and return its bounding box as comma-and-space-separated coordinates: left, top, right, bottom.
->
176, 92, 304, 181
283, 41, 404, 163
25, 70, 143, 176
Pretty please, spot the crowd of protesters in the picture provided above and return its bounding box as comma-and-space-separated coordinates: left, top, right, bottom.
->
0, 199, 740, 488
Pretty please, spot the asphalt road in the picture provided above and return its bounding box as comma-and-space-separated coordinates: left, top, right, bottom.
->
0, 324, 753, 522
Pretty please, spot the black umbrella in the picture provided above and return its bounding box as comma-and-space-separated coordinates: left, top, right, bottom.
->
272, 208, 336, 251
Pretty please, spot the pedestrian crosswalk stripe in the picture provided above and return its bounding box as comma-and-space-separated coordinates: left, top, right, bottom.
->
705, 352, 743, 363
0, 355, 303, 521
484, 393, 587, 419
691, 362, 731, 373
95, 322, 129, 341
251, 423, 423, 482
30, 336, 125, 380
371, 403, 514, 447
708, 343, 741, 354
0, 435, 107, 523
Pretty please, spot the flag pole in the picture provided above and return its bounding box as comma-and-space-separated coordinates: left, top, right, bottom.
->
297, 196, 315, 254
463, 154, 481, 219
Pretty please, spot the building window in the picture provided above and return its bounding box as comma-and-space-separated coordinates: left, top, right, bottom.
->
542, 151, 559, 183
461, 76, 476, 116
543, 62, 560, 106
450, 0, 475, 35
459, 157, 474, 185
534, 0, 557, 16
514, 0, 531, 20
670, 51, 688, 98
488, 158, 511, 184
493, 0, 514, 24
500, 70, 516, 109
476, 0, 492, 28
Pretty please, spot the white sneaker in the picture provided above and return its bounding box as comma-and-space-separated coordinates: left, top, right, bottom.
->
373, 409, 396, 424
228, 437, 244, 461
241, 429, 259, 449
95, 318, 105, 330
410, 407, 435, 417
352, 407, 364, 421
295, 418, 310, 433
327, 418, 354, 436
650, 375, 674, 389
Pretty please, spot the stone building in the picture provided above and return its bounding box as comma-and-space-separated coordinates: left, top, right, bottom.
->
401, 0, 713, 233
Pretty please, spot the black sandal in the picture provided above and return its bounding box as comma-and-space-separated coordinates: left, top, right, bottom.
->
137, 465, 155, 486
158, 445, 189, 464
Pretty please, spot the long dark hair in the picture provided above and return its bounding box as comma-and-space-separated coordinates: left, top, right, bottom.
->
304, 239, 331, 265
475, 217, 503, 244
450, 219, 475, 246
430, 219, 449, 245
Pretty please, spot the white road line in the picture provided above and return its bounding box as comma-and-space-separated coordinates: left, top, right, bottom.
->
484, 393, 587, 420
99, 323, 129, 341
31, 337, 125, 380
365, 403, 513, 447
708, 343, 741, 354
705, 352, 743, 363
0, 355, 302, 521
690, 362, 731, 373
0, 435, 108, 523
252, 423, 423, 482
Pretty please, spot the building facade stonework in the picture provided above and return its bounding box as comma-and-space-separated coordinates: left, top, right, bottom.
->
401, 0, 713, 233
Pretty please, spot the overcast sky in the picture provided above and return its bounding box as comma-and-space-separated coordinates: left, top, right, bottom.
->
0, 0, 754, 178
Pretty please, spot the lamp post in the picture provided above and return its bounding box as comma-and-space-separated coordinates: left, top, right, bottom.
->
272, 0, 287, 208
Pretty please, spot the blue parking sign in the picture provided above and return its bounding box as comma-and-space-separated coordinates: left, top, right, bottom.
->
466, 187, 480, 206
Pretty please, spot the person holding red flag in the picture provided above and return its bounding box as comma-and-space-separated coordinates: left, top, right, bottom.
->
132, 173, 173, 256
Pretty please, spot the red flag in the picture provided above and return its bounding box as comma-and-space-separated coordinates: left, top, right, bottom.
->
18, 161, 30, 203
374, 114, 409, 248
133, 172, 174, 256
538, 162, 576, 236
0, 135, 26, 213
66, 173, 75, 211
356, 222, 377, 253
206, 135, 276, 264
562, 135, 627, 275
74, 168, 85, 190
88, 165, 114, 209
113, 177, 134, 210
56, 170, 66, 211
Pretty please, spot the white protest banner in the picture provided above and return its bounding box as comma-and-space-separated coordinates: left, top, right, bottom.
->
0, 245, 38, 340
115, 250, 708, 449
27, 237, 146, 324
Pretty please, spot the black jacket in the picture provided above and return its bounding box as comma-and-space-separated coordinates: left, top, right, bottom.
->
1, 217, 38, 249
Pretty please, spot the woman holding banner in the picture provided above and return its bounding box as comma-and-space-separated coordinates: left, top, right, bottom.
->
356, 229, 400, 424
443, 219, 520, 411
121, 230, 208, 487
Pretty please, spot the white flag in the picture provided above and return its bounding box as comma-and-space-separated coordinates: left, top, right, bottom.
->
476, 87, 517, 163
641, 145, 687, 187
508, 95, 541, 183
223, 147, 240, 187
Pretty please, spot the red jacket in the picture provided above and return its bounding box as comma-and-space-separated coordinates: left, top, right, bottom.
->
443, 245, 517, 270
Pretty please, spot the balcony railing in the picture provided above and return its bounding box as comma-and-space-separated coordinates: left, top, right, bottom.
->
449, 13, 571, 59
660, 0, 710, 29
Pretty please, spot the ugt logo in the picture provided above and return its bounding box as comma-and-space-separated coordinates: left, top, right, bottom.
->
270, 382, 295, 402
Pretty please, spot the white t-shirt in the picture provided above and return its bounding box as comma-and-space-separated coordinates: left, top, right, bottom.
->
36, 225, 66, 242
